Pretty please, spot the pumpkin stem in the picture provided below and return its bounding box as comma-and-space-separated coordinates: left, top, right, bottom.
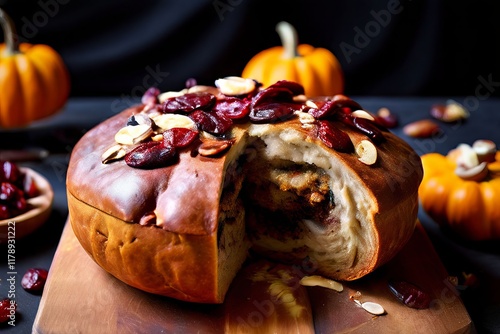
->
0, 8, 20, 56
276, 21, 299, 59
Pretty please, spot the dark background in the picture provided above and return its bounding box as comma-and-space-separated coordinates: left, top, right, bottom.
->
1, 2, 500, 333
1, 0, 499, 98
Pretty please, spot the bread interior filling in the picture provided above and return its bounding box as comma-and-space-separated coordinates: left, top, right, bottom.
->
218, 127, 368, 279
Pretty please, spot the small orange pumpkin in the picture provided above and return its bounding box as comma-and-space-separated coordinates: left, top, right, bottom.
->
0, 8, 70, 128
242, 21, 343, 97
419, 141, 500, 240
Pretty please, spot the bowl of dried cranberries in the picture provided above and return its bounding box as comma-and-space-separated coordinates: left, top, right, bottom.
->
0, 160, 53, 242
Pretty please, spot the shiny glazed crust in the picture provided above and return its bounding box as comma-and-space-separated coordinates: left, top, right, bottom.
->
67, 103, 423, 303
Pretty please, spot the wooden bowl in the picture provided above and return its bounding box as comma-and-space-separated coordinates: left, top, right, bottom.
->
0, 167, 54, 242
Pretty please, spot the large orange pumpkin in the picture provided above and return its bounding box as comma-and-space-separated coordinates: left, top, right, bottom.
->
419, 142, 500, 240
0, 8, 70, 128
242, 21, 343, 97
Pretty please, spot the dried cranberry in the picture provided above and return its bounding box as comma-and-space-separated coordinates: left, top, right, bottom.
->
163, 128, 199, 149
308, 96, 363, 120
0, 298, 16, 323
141, 87, 160, 105
249, 102, 297, 124
22, 268, 49, 292
0, 161, 21, 183
317, 120, 354, 153
375, 114, 399, 129
336, 113, 386, 144
0, 161, 40, 219
251, 87, 294, 108
388, 280, 431, 309
125, 141, 178, 169
22, 173, 38, 198
308, 100, 341, 119
338, 107, 353, 115
14, 197, 27, 212
268, 80, 305, 96
0, 182, 19, 202
185, 77, 197, 89
335, 112, 354, 126
189, 110, 233, 135
162, 92, 215, 113
352, 117, 386, 144
330, 94, 363, 111
0, 205, 10, 220
213, 97, 251, 120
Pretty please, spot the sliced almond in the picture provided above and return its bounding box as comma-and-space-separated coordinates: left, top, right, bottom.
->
297, 112, 316, 124
152, 113, 197, 131
187, 85, 221, 96
430, 100, 469, 122
355, 140, 377, 165
455, 144, 479, 169
130, 113, 153, 127
215, 76, 256, 96
114, 124, 153, 145
158, 89, 188, 103
472, 139, 497, 163
293, 94, 307, 102
144, 108, 162, 120
377, 107, 391, 118
305, 100, 319, 109
361, 301, 386, 315
198, 139, 232, 156
102, 144, 126, 164
351, 109, 375, 121
455, 161, 488, 181
376, 107, 398, 128
151, 134, 164, 142
443, 100, 469, 122
199, 131, 219, 141
299, 275, 343, 292
403, 119, 440, 138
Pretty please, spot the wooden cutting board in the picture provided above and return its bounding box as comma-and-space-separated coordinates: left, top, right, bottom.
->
33, 221, 472, 334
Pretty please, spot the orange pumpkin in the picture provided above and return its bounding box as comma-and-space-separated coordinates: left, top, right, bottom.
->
242, 21, 343, 97
0, 8, 70, 128
419, 143, 500, 240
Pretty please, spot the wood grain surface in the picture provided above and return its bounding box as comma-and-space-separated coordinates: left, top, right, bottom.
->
33, 221, 473, 334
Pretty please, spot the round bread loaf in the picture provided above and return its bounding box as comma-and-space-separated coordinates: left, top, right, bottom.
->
67, 79, 423, 303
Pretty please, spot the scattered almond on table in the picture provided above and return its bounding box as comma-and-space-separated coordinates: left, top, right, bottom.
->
403, 119, 440, 138
430, 100, 469, 123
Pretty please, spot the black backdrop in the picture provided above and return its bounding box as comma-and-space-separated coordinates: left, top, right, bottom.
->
1, 0, 499, 98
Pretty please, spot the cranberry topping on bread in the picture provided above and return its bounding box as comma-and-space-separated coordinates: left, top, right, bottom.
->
66, 78, 422, 303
